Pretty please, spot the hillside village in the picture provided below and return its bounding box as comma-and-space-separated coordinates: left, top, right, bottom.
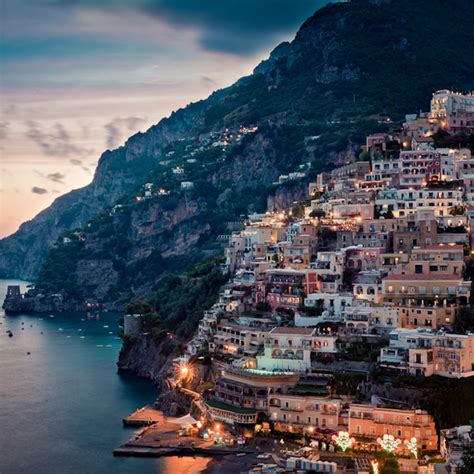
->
121, 90, 474, 473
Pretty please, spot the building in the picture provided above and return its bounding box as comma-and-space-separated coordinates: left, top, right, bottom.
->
408, 332, 474, 378
264, 269, 309, 310
398, 304, 455, 329
256, 327, 338, 372
430, 90, 474, 133
380, 328, 474, 378
123, 314, 142, 336
399, 151, 441, 188
440, 424, 474, 472
382, 273, 470, 305
348, 404, 438, 451
206, 367, 299, 424
343, 305, 399, 335
213, 320, 268, 357
403, 244, 465, 276
303, 292, 353, 319
286, 457, 338, 473
269, 392, 342, 434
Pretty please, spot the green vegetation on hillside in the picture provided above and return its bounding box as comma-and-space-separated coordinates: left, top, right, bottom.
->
127, 258, 228, 338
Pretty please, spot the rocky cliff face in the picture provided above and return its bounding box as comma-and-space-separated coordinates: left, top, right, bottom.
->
118, 336, 176, 389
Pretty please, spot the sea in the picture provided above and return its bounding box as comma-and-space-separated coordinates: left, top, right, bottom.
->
0, 279, 210, 474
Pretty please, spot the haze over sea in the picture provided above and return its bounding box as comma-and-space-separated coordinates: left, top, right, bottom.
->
0, 279, 209, 474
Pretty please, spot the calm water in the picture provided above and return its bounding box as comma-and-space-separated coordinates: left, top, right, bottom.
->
0, 279, 210, 474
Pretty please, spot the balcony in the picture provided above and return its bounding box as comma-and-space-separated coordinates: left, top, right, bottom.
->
280, 407, 304, 413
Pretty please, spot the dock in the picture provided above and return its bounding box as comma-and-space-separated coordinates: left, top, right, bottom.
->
113, 445, 250, 458
122, 405, 163, 427
117, 406, 256, 458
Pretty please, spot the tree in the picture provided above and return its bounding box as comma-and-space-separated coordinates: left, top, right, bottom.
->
256, 301, 271, 312
309, 209, 326, 219
380, 457, 400, 474
458, 446, 474, 474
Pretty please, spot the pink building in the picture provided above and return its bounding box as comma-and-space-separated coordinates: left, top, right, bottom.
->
348, 404, 438, 451
399, 151, 441, 188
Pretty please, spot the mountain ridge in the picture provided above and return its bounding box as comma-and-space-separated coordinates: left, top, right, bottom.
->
2, 0, 473, 308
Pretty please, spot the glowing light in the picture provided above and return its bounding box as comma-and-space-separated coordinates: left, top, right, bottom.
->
332, 431, 355, 452
371, 460, 379, 474
215, 423, 221, 433
197, 421, 202, 429
307, 426, 315, 434
180, 366, 189, 377
404, 437, 418, 458
377, 434, 401, 453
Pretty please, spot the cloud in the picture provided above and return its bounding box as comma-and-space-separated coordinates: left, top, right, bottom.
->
32, 186, 48, 194
50, 0, 329, 54
25, 120, 93, 158
70, 159, 83, 165
104, 116, 147, 149
46, 172, 65, 183
201, 76, 216, 85
0, 122, 9, 140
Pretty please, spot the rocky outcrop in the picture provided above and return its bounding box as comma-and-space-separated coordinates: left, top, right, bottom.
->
267, 179, 310, 212
118, 335, 177, 390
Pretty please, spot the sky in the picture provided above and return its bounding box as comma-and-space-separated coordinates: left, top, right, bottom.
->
0, 0, 328, 238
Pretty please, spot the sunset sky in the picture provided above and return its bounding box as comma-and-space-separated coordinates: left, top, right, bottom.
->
0, 0, 327, 238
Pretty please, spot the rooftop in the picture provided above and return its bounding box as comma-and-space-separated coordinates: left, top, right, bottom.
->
206, 397, 257, 415
383, 273, 463, 281
270, 327, 315, 335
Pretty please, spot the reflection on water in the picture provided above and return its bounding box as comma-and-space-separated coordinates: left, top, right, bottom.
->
160, 456, 211, 473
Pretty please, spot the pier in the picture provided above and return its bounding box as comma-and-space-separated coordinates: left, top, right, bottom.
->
122, 405, 163, 427
116, 406, 255, 459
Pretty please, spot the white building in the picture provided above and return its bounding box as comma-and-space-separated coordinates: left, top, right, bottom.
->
343, 304, 399, 335
180, 181, 194, 190
431, 90, 474, 119
440, 424, 474, 472
256, 327, 338, 372
380, 328, 474, 378
376, 187, 463, 219
303, 292, 353, 318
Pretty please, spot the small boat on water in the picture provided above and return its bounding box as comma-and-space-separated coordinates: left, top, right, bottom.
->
80, 336, 85, 339
7, 330, 13, 337
49, 315, 54, 318
103, 325, 109, 328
